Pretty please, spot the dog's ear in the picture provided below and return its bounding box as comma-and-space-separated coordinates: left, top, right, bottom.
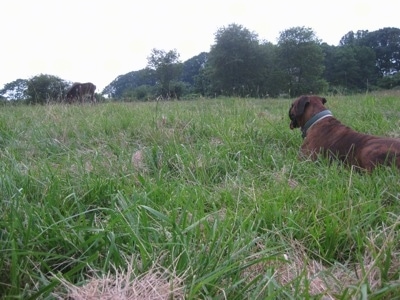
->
296, 96, 310, 117
321, 97, 327, 104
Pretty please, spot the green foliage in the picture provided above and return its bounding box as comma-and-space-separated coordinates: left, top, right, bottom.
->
359, 27, 400, 76
377, 72, 400, 89
181, 52, 208, 85
121, 84, 155, 101
133, 84, 153, 100
2, 26, 400, 102
208, 23, 265, 97
147, 48, 183, 99
25, 74, 70, 104
102, 68, 157, 98
340, 27, 400, 77
98, 25, 400, 100
277, 26, 327, 96
0, 79, 28, 101
339, 29, 370, 46
323, 45, 377, 92
1, 94, 400, 298
258, 42, 286, 97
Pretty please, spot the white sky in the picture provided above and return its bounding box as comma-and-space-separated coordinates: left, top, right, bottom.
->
1, 0, 398, 92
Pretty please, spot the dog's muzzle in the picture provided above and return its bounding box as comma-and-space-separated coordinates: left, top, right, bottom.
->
289, 108, 298, 129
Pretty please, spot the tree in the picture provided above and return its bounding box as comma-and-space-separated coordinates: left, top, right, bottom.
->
102, 68, 157, 99
322, 44, 376, 92
360, 27, 400, 76
208, 23, 265, 97
340, 28, 400, 77
339, 30, 369, 46
330, 46, 360, 91
258, 42, 285, 97
277, 27, 327, 96
377, 72, 400, 89
352, 46, 377, 89
25, 74, 69, 104
181, 52, 208, 86
147, 48, 183, 99
0, 79, 28, 101
193, 64, 213, 96
122, 84, 155, 101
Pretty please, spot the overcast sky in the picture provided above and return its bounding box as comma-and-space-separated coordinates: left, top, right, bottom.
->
1, 0, 398, 92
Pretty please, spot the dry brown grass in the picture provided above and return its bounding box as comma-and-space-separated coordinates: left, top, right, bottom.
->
244, 220, 400, 299
54, 262, 185, 300
132, 149, 147, 173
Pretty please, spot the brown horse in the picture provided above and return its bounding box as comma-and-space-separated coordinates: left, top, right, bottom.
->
66, 82, 96, 103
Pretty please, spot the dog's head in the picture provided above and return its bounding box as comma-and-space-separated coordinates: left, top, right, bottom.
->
289, 95, 327, 129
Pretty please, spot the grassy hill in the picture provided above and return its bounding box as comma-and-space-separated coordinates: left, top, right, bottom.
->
1, 92, 399, 299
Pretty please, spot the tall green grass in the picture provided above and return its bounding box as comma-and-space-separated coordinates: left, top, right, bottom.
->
0, 93, 399, 299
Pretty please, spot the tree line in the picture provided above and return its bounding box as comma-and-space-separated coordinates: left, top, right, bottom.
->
1, 25, 400, 103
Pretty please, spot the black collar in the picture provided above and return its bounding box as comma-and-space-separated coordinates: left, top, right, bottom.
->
301, 110, 333, 138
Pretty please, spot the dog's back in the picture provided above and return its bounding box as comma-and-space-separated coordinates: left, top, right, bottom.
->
289, 95, 400, 171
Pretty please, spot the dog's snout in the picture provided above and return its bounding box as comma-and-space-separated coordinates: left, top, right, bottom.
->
289, 106, 298, 129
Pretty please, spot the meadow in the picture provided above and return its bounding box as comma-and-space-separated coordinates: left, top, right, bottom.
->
0, 93, 399, 299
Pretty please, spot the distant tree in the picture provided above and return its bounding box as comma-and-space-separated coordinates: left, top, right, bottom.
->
26, 74, 69, 104
169, 81, 189, 100
339, 30, 369, 46
329, 46, 360, 91
359, 27, 400, 76
321, 43, 336, 86
100, 26, 399, 100
102, 68, 156, 98
193, 64, 213, 96
147, 48, 183, 99
339, 28, 400, 76
258, 42, 285, 97
277, 27, 327, 96
377, 72, 400, 89
133, 85, 154, 101
0, 79, 28, 101
181, 52, 208, 85
122, 84, 155, 101
323, 44, 376, 92
208, 23, 264, 97
353, 46, 378, 89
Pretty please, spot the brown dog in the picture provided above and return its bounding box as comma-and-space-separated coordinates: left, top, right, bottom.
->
289, 95, 400, 171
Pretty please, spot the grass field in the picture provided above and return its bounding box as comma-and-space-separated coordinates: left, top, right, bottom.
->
1, 92, 399, 299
